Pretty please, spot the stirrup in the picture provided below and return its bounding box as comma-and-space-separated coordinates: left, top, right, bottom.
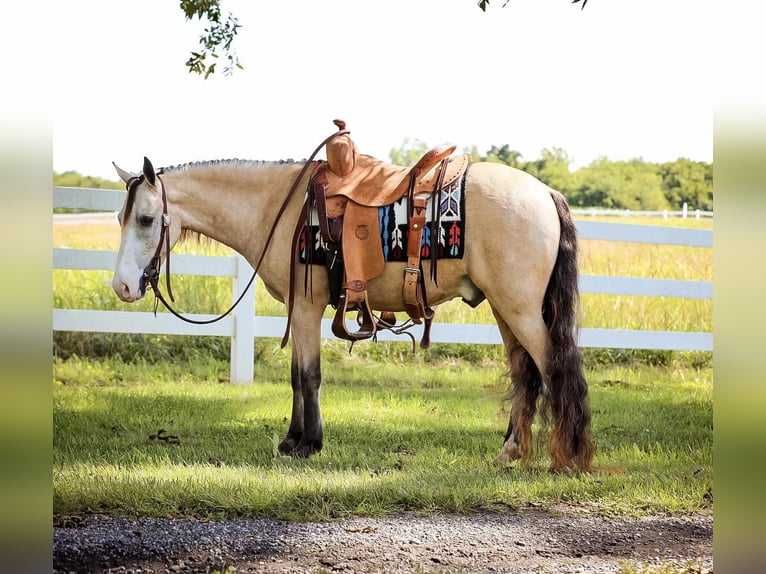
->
331, 291, 377, 341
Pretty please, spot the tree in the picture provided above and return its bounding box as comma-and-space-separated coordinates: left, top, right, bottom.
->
180, 1, 587, 78
180, 0, 241, 78
524, 147, 574, 193
53, 171, 122, 190
483, 144, 526, 169
571, 159, 670, 210
658, 159, 713, 211
477, 145, 576, 195
389, 138, 430, 166
463, 145, 483, 163
389, 142, 711, 210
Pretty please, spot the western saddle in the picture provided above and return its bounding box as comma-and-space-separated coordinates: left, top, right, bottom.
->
292, 120, 470, 348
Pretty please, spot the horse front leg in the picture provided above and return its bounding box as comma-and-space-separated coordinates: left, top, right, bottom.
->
294, 357, 323, 457
278, 307, 324, 458
278, 354, 305, 455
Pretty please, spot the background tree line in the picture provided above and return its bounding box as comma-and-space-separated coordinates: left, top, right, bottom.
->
54, 171, 123, 190
55, 141, 712, 212
390, 139, 713, 212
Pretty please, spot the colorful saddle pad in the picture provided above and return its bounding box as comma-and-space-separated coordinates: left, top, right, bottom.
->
299, 171, 466, 265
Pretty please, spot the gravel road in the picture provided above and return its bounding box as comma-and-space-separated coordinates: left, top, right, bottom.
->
53, 510, 712, 573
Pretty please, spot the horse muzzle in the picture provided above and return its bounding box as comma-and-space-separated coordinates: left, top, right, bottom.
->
112, 274, 147, 302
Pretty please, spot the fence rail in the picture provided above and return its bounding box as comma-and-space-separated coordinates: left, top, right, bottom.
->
53, 187, 713, 383
572, 205, 713, 219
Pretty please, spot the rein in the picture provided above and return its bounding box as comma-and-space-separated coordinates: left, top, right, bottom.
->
131, 128, 349, 325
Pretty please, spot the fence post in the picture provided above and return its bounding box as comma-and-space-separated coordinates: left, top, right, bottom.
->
230, 254, 255, 384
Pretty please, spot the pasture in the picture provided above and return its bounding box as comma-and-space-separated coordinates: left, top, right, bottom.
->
52, 214, 712, 520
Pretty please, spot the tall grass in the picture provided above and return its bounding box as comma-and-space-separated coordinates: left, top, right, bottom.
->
52, 216, 712, 367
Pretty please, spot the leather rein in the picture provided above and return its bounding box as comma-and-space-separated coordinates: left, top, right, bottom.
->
128, 128, 349, 325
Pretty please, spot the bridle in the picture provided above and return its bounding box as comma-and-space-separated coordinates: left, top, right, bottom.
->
125, 169, 258, 325
124, 170, 173, 306
123, 127, 349, 326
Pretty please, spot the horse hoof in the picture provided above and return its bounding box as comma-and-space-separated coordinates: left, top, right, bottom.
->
278, 436, 322, 458
278, 437, 300, 456
493, 438, 523, 464
293, 440, 323, 458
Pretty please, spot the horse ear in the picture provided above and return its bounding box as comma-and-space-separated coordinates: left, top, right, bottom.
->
112, 162, 134, 184
142, 157, 156, 187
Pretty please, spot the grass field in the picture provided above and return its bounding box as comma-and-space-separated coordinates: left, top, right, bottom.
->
53, 356, 712, 520
52, 214, 713, 521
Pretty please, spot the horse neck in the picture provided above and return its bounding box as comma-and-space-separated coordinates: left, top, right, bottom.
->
163, 161, 306, 255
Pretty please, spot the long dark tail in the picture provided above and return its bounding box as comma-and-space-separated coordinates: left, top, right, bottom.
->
541, 190, 595, 471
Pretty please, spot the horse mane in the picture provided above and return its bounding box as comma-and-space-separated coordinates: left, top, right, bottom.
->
162, 158, 300, 175
162, 158, 303, 246
178, 227, 209, 246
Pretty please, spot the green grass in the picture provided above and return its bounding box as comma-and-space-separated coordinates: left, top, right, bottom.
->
53, 356, 712, 521
52, 215, 713, 521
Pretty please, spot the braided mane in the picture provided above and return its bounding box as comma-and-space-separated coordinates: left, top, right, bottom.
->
161, 158, 300, 174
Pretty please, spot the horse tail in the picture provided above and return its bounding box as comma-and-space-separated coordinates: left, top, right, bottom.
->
542, 190, 595, 471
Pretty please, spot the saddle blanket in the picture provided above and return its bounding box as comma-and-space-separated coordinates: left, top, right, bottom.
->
299, 172, 466, 265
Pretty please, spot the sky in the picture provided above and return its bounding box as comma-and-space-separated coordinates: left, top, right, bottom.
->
51, 0, 713, 180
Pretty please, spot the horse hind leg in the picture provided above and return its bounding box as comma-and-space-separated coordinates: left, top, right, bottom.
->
496, 191, 596, 472
491, 310, 543, 468
495, 304, 595, 472
495, 344, 542, 467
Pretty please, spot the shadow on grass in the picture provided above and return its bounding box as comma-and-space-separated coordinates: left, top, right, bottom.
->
53, 383, 502, 468
53, 375, 713, 520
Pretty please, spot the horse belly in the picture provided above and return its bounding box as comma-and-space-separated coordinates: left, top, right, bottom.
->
365, 259, 476, 312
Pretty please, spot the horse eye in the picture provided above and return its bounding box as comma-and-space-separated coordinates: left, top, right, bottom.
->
138, 215, 154, 227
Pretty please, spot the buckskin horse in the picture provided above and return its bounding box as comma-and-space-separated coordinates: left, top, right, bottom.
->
110, 122, 595, 472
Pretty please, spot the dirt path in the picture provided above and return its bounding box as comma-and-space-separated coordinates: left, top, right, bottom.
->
53, 510, 712, 573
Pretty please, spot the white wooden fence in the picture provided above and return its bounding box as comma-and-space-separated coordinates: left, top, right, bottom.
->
53, 187, 713, 383
572, 204, 713, 219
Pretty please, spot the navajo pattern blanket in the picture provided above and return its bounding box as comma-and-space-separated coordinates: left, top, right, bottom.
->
299, 172, 466, 265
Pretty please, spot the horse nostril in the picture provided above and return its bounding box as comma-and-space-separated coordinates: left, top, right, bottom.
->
117, 282, 132, 301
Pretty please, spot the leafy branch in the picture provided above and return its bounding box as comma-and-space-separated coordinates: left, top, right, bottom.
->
477, 0, 588, 11
179, 1, 588, 79
180, 0, 242, 78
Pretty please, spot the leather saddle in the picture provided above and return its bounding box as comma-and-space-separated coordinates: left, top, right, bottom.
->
305, 120, 470, 347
